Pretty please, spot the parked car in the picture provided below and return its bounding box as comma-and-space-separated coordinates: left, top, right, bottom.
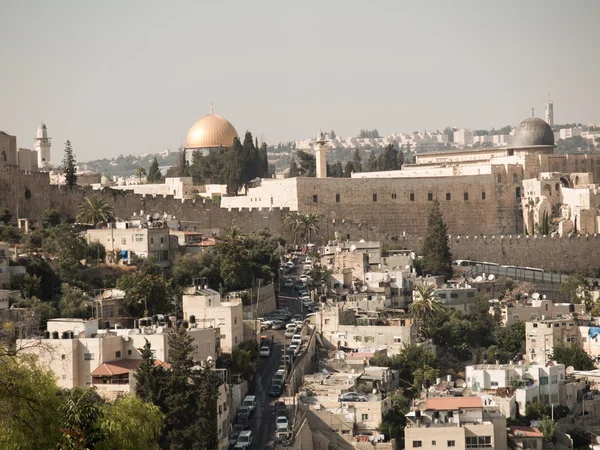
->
299, 274, 308, 283
237, 406, 250, 425
281, 354, 292, 366
260, 346, 271, 357
291, 335, 302, 346
269, 381, 283, 397
288, 344, 299, 354
285, 261, 295, 269
305, 257, 313, 264
276, 415, 290, 432
271, 320, 286, 330
242, 395, 257, 414
303, 263, 313, 271
284, 278, 294, 288
234, 430, 253, 449
338, 392, 367, 402
229, 423, 249, 449
272, 369, 285, 383
284, 329, 295, 339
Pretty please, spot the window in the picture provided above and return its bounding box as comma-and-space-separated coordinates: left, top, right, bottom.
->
85, 375, 91, 385
464, 192, 469, 200
354, 336, 363, 342
551, 375, 558, 384
361, 414, 369, 420
221, 334, 226, 340
324, 319, 330, 325
134, 233, 144, 242
61, 354, 66, 360
115, 351, 121, 358
313, 194, 318, 203
466, 436, 491, 448
373, 193, 377, 202
364, 336, 374, 343
447, 441, 455, 447
450, 293, 458, 299
482, 191, 486, 200
121, 238, 126, 245
234, 336, 238, 344
336, 193, 340, 203
391, 193, 397, 199
150, 237, 154, 244
467, 292, 475, 298
540, 376, 548, 385
513, 173, 518, 183
410, 193, 415, 201
446, 192, 451, 201
219, 405, 222, 414
234, 317, 238, 324
490, 381, 498, 387
160, 237, 165, 244
428, 192, 433, 201
62, 375, 67, 380
84, 353, 95, 360
127, 349, 132, 356
432, 441, 436, 446
522, 440, 537, 449
412, 442, 422, 448
394, 337, 402, 343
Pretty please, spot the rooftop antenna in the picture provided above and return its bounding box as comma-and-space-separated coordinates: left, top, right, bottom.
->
531, 107, 535, 118
210, 102, 214, 114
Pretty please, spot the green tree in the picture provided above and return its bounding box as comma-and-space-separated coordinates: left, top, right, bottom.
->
552, 344, 595, 370
560, 274, 590, 307
398, 149, 405, 168
76, 195, 115, 226
343, 160, 354, 177
409, 285, 444, 321
378, 144, 399, 171
116, 261, 173, 315
328, 161, 344, 178
224, 225, 245, 243
58, 283, 91, 318
147, 157, 164, 183
284, 212, 301, 246
495, 321, 525, 356
0, 207, 11, 225
296, 150, 316, 177
225, 137, 244, 195
41, 208, 61, 228
58, 388, 104, 449
134, 339, 165, 405
134, 167, 147, 182
288, 159, 300, 177
96, 395, 163, 450
0, 352, 63, 450
298, 213, 319, 244
352, 148, 362, 172
62, 140, 77, 190
525, 401, 550, 421
365, 151, 378, 171
421, 199, 453, 279
538, 415, 556, 443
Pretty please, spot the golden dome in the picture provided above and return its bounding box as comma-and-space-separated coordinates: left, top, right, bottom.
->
185, 113, 238, 149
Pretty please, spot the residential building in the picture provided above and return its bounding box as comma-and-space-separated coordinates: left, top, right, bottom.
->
432, 284, 478, 313
465, 362, 566, 415
92, 288, 131, 328
182, 286, 243, 353
405, 397, 507, 450
496, 299, 582, 327
508, 426, 543, 450
525, 318, 579, 365
453, 129, 475, 147
86, 222, 173, 267
18, 318, 220, 393
315, 303, 413, 354
0, 242, 26, 288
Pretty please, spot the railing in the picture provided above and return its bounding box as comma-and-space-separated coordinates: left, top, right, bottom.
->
465, 264, 570, 284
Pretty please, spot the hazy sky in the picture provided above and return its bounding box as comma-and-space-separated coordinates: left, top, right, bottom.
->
1, 1, 599, 162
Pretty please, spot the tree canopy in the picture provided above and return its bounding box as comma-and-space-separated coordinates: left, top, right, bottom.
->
421, 199, 453, 279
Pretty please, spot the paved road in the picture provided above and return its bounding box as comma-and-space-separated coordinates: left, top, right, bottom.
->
252, 329, 285, 448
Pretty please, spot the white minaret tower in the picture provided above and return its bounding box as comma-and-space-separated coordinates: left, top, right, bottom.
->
34, 122, 52, 170
314, 131, 328, 178
545, 100, 554, 127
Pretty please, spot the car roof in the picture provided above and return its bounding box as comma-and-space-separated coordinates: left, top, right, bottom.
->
244, 395, 256, 400
239, 430, 252, 437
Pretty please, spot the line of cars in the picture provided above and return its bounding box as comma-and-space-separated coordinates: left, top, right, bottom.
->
231, 395, 257, 449
260, 308, 296, 331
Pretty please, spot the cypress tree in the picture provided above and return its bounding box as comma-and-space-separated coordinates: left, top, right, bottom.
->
344, 160, 354, 177
289, 159, 299, 177
225, 137, 244, 194
398, 149, 405, 169
259, 142, 269, 177
62, 140, 77, 190
147, 157, 163, 183
366, 152, 378, 172
352, 148, 362, 172
422, 199, 453, 279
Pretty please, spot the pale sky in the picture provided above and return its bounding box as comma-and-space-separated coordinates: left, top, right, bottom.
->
1, 0, 599, 162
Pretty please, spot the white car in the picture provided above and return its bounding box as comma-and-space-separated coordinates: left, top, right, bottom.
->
291, 335, 302, 346
284, 329, 295, 339
299, 274, 308, 283
234, 430, 253, 449
305, 257, 313, 264
284, 278, 294, 288
285, 261, 295, 269
288, 344, 299, 354
276, 415, 290, 432
260, 346, 271, 357
303, 263, 313, 271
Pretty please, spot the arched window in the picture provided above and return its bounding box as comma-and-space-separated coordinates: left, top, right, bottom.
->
515, 187, 521, 199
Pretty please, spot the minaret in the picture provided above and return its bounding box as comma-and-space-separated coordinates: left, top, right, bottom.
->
34, 122, 52, 170
314, 131, 328, 179
545, 99, 554, 127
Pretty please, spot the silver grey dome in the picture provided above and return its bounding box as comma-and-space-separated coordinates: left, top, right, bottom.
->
512, 117, 554, 148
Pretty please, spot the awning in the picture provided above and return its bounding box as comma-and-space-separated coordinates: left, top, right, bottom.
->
91, 358, 170, 377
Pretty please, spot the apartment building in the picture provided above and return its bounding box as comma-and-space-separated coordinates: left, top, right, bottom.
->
465, 362, 566, 415
315, 303, 414, 354
496, 299, 582, 327
19, 318, 219, 393
405, 397, 507, 450
0, 242, 26, 288
86, 223, 173, 267
433, 284, 478, 313
453, 129, 475, 147
525, 318, 579, 365
182, 286, 243, 353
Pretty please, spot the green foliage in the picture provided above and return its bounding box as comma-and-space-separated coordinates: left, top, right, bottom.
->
495, 321, 525, 356
343, 160, 354, 177
359, 129, 380, 138
525, 401, 550, 421
0, 351, 63, 449
560, 274, 590, 307
288, 159, 299, 177
116, 260, 173, 315
147, 157, 164, 183
552, 344, 595, 370
0, 207, 11, 224
296, 149, 316, 177
409, 285, 444, 321
377, 144, 399, 171
285, 212, 320, 244
365, 151, 378, 171
134, 167, 146, 181
62, 140, 77, 190
538, 415, 556, 442
58, 283, 91, 318
352, 148, 362, 173
76, 196, 115, 226
58, 388, 105, 449
0, 225, 21, 244
134, 339, 166, 404
41, 208, 61, 228
421, 199, 453, 279
96, 395, 163, 450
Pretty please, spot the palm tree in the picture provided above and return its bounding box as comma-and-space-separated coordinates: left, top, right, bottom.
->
409, 285, 444, 320
298, 213, 320, 244
284, 212, 301, 246
135, 167, 146, 182
76, 195, 115, 226
223, 225, 245, 243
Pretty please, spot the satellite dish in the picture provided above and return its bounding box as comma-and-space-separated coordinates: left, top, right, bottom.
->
566, 366, 575, 375
417, 401, 428, 411
404, 265, 410, 270
156, 327, 163, 334
532, 293, 540, 300
475, 276, 483, 282
102, 290, 112, 299
336, 247, 342, 253
542, 295, 547, 299
350, 245, 357, 252
359, 239, 365, 243
488, 274, 495, 281
360, 286, 368, 293
351, 369, 356, 374
78, 331, 86, 338
207, 355, 213, 362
